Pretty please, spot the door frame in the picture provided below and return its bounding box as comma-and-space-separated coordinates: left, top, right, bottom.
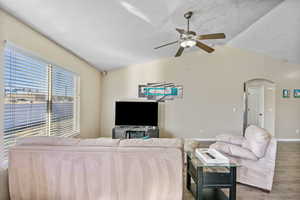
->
243, 78, 275, 136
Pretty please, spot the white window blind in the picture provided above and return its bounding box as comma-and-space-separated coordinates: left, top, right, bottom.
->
51, 66, 80, 137
3, 46, 49, 158
1, 43, 80, 160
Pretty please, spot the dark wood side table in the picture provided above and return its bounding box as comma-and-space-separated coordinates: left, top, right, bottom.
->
186, 151, 239, 200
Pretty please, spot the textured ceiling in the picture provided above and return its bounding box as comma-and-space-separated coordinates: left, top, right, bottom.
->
0, 0, 283, 71
228, 0, 300, 65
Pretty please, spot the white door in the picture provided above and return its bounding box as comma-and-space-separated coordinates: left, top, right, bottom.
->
247, 86, 264, 128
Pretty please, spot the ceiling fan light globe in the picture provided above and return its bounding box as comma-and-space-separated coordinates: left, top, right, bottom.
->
180, 40, 196, 48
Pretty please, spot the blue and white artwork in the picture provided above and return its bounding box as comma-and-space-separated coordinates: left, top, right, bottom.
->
294, 89, 300, 98
138, 82, 183, 102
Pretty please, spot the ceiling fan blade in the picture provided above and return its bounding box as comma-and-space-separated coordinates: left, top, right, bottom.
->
175, 47, 184, 57
154, 41, 178, 49
197, 33, 226, 40
176, 28, 185, 34
196, 41, 214, 53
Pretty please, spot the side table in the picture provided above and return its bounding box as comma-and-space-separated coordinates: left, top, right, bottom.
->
186, 151, 239, 200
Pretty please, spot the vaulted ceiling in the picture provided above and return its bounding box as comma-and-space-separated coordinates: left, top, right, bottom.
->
229, 0, 300, 65
0, 0, 285, 71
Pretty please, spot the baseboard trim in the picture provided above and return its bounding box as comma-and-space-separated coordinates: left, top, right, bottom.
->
277, 139, 300, 142
188, 138, 216, 142
187, 138, 300, 142
185, 138, 300, 142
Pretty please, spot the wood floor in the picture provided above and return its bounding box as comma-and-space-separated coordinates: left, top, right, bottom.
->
184, 142, 300, 200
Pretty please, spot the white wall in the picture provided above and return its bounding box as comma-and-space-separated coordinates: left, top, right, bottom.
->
263, 83, 276, 137
101, 46, 300, 140
0, 9, 102, 199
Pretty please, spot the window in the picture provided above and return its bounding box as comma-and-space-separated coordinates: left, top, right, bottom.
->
1, 43, 80, 160
50, 66, 80, 137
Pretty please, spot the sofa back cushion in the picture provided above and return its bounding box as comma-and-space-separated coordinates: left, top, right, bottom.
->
16, 137, 182, 149
17, 136, 121, 147
119, 138, 183, 149
16, 136, 80, 146
78, 138, 120, 147
242, 125, 271, 158
9, 145, 183, 200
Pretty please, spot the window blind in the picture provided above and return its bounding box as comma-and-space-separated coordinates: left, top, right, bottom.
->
50, 66, 79, 137
1, 43, 80, 160
3, 46, 49, 158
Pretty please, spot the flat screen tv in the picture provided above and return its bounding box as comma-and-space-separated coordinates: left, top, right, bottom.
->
115, 101, 158, 126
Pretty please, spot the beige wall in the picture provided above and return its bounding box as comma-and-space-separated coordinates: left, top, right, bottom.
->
101, 46, 300, 140
0, 10, 102, 199
0, 9, 102, 139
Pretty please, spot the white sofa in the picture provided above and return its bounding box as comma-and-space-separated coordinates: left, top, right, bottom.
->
210, 125, 277, 191
8, 137, 183, 200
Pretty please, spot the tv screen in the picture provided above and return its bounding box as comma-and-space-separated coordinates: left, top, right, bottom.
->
115, 101, 158, 126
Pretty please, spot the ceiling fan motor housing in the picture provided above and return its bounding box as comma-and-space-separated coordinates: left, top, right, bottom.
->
184, 11, 193, 19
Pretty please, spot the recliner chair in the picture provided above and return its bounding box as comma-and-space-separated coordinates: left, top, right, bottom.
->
210, 125, 277, 191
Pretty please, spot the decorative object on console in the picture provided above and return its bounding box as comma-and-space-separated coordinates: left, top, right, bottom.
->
282, 89, 290, 98
293, 89, 300, 98
138, 82, 183, 102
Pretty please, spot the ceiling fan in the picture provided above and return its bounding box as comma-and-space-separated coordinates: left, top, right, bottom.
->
154, 11, 226, 57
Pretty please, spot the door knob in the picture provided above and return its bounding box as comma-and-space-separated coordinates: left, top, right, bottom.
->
259, 113, 263, 116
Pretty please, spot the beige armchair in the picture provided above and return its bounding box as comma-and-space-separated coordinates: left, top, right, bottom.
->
210, 125, 277, 191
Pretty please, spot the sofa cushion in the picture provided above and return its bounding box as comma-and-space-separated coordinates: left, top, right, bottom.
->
216, 134, 245, 146
78, 138, 120, 147
210, 142, 258, 161
16, 136, 80, 146
242, 125, 271, 158
119, 138, 183, 149
9, 140, 183, 200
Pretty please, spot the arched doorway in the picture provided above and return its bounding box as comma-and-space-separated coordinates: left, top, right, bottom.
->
243, 79, 276, 136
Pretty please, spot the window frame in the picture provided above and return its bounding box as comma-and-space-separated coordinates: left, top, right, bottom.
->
0, 41, 80, 161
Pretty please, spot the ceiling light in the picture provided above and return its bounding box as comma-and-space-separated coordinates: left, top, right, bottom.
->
180, 39, 196, 48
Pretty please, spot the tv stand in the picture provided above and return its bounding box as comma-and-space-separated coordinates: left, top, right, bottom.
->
112, 126, 159, 139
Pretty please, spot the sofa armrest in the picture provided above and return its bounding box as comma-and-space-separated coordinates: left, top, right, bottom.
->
216, 134, 245, 146
0, 162, 9, 200
210, 142, 258, 161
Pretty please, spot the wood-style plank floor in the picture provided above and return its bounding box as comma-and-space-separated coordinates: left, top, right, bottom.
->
184, 142, 300, 200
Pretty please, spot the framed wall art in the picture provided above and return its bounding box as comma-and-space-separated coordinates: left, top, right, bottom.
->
294, 89, 300, 98
282, 89, 290, 98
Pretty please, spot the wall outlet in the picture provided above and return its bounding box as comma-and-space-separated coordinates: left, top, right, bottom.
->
296, 129, 300, 134
199, 129, 204, 133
